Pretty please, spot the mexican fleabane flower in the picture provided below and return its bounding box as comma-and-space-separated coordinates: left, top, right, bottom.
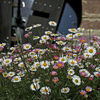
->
11, 76, 21, 82
67, 69, 75, 75
59, 56, 67, 63
32, 79, 40, 84
85, 86, 92, 92
68, 59, 77, 66
49, 21, 57, 26
66, 34, 75, 39
30, 65, 37, 72
30, 83, 40, 91
18, 62, 24, 67
3, 59, 12, 66
68, 28, 77, 33
8, 72, 15, 77
62, 47, 72, 52
45, 31, 52, 35
40, 86, 51, 95
23, 44, 32, 50
56, 41, 66, 45
40, 61, 50, 69
61, 87, 70, 93
72, 75, 81, 86
41, 35, 50, 40
79, 69, 90, 77
80, 90, 87, 95
86, 46, 96, 56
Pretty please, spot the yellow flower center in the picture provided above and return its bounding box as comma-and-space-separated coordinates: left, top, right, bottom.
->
66, 48, 69, 51
43, 37, 47, 39
71, 61, 75, 64
43, 62, 47, 66
33, 85, 37, 89
15, 78, 18, 81
43, 88, 48, 92
39, 51, 43, 53
21, 64, 24, 67
26, 45, 29, 48
36, 63, 39, 66
64, 89, 67, 92
81, 39, 85, 42
69, 35, 72, 37
86, 88, 91, 92
75, 79, 79, 83
1, 44, 4, 46
61, 58, 65, 61
59, 42, 63, 44
5, 60, 10, 63
89, 49, 93, 53
71, 29, 76, 31
32, 67, 36, 70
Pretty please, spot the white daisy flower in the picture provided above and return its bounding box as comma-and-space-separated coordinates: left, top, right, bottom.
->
18, 62, 24, 67
72, 49, 77, 53
73, 54, 77, 58
40, 61, 50, 69
39, 39, 46, 44
30, 83, 40, 91
34, 62, 40, 67
33, 55, 38, 59
68, 59, 77, 66
32, 79, 40, 84
30, 65, 37, 72
33, 36, 40, 40
50, 34, 59, 37
72, 75, 81, 86
59, 56, 67, 63
75, 32, 83, 37
68, 28, 77, 33
40, 86, 51, 95
7, 52, 12, 55
66, 34, 75, 39
2, 72, 8, 78
14, 57, 21, 62
17, 71, 25, 77
23, 44, 32, 50
0, 43, 6, 47
78, 63, 84, 68
93, 42, 99, 47
79, 69, 90, 77
28, 52, 36, 57
38, 49, 46, 55
41, 35, 50, 40
61, 87, 70, 93
49, 21, 57, 26
94, 72, 100, 77
11, 76, 21, 82
68, 69, 75, 75
33, 24, 41, 28
95, 67, 100, 72
10, 47, 16, 51
56, 41, 66, 45
83, 53, 93, 58
25, 26, 33, 31
86, 46, 96, 56
45, 31, 52, 35
3, 59, 12, 65
77, 28, 85, 32
8, 72, 15, 77
62, 47, 72, 52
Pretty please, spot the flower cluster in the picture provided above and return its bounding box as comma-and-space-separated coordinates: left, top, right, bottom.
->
0, 26, 100, 100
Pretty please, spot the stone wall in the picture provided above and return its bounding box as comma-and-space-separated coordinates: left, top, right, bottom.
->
81, 0, 100, 36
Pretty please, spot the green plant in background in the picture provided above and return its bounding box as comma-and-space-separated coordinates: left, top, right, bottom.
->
0, 22, 100, 100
